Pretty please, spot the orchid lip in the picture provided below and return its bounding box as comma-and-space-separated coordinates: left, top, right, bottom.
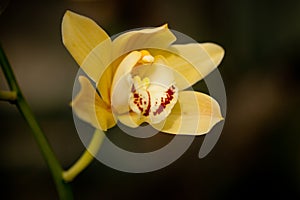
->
129, 74, 178, 124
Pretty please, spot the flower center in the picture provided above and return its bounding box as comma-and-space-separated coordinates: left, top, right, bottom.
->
128, 51, 178, 124
138, 50, 155, 64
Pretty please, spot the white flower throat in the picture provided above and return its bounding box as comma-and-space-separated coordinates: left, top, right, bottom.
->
128, 51, 178, 124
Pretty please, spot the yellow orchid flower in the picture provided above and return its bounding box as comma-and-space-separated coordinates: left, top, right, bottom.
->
62, 10, 225, 135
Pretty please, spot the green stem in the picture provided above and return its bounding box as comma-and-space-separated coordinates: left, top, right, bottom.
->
0, 90, 17, 102
63, 129, 104, 182
0, 45, 73, 200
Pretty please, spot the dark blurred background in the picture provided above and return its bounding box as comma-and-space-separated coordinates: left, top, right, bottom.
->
1, 0, 300, 199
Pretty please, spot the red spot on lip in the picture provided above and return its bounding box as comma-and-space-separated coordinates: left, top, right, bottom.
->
132, 90, 143, 113
153, 85, 175, 116
132, 90, 151, 116
154, 104, 164, 116
131, 85, 136, 93
134, 93, 139, 98
143, 91, 151, 117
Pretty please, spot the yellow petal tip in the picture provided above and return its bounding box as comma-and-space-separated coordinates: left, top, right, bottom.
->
63, 10, 80, 20
64, 10, 72, 16
162, 23, 169, 29
202, 43, 225, 66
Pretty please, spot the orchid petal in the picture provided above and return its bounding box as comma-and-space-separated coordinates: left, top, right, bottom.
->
153, 91, 223, 135
118, 111, 144, 128
72, 76, 116, 131
110, 51, 142, 114
62, 10, 112, 82
96, 55, 125, 106
150, 43, 224, 90
112, 24, 176, 58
